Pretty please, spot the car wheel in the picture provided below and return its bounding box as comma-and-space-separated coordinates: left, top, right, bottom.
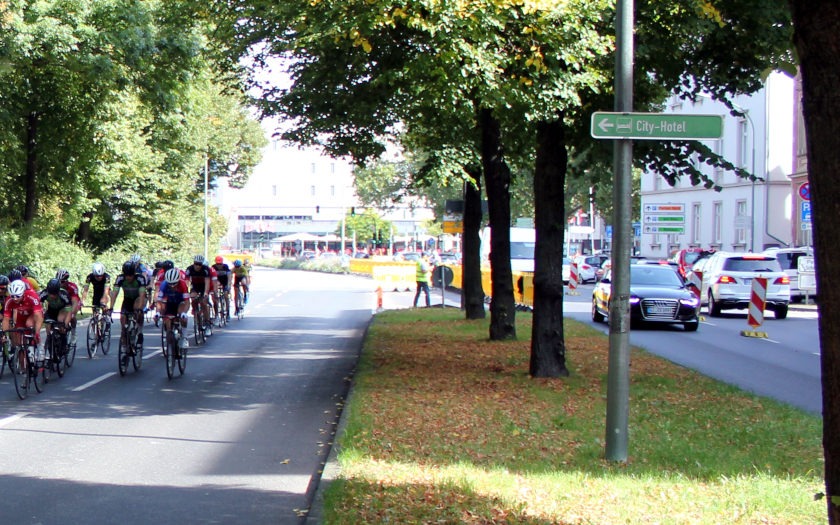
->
684, 321, 699, 332
774, 304, 788, 319
708, 291, 722, 317
592, 299, 605, 323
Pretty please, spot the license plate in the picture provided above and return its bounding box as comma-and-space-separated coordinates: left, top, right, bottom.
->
742, 278, 752, 285
647, 306, 670, 314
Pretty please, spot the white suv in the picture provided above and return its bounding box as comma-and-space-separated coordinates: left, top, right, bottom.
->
702, 252, 791, 319
762, 247, 815, 302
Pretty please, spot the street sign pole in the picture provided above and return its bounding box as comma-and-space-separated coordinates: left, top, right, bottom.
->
605, 0, 633, 463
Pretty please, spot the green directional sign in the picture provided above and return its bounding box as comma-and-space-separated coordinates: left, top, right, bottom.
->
591, 112, 724, 140
643, 225, 685, 234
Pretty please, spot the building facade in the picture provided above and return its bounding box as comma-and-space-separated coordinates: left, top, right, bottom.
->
640, 72, 797, 258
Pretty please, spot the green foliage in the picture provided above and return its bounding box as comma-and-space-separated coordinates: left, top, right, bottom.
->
341, 209, 394, 245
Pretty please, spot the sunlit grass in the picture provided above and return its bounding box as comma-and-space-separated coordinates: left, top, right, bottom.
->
325, 309, 824, 524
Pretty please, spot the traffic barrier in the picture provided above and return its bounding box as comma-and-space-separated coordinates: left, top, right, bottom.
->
370, 262, 415, 291
376, 285, 383, 311
687, 270, 705, 321
741, 277, 768, 338
567, 262, 579, 295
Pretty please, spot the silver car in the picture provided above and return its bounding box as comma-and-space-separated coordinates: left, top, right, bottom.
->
702, 252, 790, 319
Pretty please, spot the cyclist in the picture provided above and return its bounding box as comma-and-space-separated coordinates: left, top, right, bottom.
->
156, 268, 190, 351
55, 269, 82, 344
211, 256, 231, 321
8, 268, 30, 290
81, 262, 111, 311
129, 254, 154, 308
2, 280, 44, 354
109, 261, 148, 346
0, 275, 9, 318
39, 278, 73, 347
185, 255, 216, 337
232, 259, 250, 314
17, 265, 42, 292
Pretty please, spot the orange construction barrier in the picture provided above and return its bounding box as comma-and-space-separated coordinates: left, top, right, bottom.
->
741, 277, 768, 338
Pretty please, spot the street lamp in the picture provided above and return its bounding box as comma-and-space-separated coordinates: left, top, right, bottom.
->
204, 152, 209, 261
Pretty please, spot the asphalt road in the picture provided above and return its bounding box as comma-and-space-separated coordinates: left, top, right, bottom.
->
0, 267, 375, 525
562, 283, 822, 413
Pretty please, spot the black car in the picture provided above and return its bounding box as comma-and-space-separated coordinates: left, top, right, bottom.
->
592, 264, 701, 331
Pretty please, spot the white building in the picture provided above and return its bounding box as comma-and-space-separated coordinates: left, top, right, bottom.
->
640, 72, 797, 258
217, 125, 434, 254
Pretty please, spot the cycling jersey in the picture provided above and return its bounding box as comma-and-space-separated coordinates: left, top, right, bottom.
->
39, 289, 72, 320
84, 273, 111, 305
0, 293, 7, 317
61, 281, 80, 302
212, 263, 231, 287
232, 266, 250, 284
25, 276, 41, 292
186, 264, 216, 293
157, 279, 190, 316
4, 290, 44, 327
113, 274, 149, 313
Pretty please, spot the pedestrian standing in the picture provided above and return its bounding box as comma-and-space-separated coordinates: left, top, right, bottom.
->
413, 256, 431, 307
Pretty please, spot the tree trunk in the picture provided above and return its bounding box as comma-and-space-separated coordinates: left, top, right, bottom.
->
76, 210, 95, 244
479, 107, 516, 340
24, 111, 38, 224
461, 167, 486, 320
530, 117, 569, 377
789, 2, 840, 523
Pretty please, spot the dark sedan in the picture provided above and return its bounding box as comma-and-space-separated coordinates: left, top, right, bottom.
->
591, 263, 701, 331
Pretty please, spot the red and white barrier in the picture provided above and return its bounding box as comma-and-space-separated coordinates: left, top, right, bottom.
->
687, 270, 703, 299
747, 277, 767, 329
568, 262, 579, 293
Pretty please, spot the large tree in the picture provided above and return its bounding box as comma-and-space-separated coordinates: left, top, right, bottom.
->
788, 2, 840, 522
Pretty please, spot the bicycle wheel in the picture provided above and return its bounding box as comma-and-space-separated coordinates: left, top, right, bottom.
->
13, 347, 29, 400
65, 336, 77, 368
101, 319, 111, 355
165, 330, 176, 379
33, 349, 46, 393
132, 330, 143, 371
194, 311, 205, 345
118, 332, 129, 376
0, 342, 7, 380
235, 294, 244, 320
177, 334, 187, 375
87, 320, 98, 358
51, 334, 66, 379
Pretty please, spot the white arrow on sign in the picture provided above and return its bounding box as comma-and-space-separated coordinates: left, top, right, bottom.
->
597, 118, 615, 133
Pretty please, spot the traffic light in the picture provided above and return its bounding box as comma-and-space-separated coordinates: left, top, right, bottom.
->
350, 207, 355, 216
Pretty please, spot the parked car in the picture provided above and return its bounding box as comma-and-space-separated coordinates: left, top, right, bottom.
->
591, 263, 701, 331
670, 247, 716, 279
562, 257, 572, 284
702, 252, 790, 318
571, 255, 600, 283
298, 250, 317, 261
762, 247, 815, 302
439, 252, 461, 265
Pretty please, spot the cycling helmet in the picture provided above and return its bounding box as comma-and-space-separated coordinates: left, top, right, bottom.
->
215, 256, 223, 264
55, 269, 70, 281
154, 261, 163, 269
8, 269, 22, 282
8, 280, 25, 298
162, 260, 174, 271
164, 268, 181, 284
122, 261, 136, 276
129, 254, 141, 264
193, 254, 205, 265
16, 264, 29, 275
92, 262, 105, 276
46, 278, 61, 294
0, 275, 9, 286
233, 259, 242, 267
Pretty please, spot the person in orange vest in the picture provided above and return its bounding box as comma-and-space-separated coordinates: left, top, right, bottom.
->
413, 255, 431, 308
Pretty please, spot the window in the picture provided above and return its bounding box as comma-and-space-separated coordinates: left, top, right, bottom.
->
692, 203, 701, 244
272, 185, 277, 197
330, 185, 335, 197
735, 200, 747, 245
310, 185, 316, 196
653, 173, 661, 191
712, 202, 722, 244
737, 119, 749, 169
712, 140, 723, 184
311, 163, 317, 174
330, 162, 336, 174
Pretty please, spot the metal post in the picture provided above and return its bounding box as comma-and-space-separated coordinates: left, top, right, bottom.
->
605, 0, 633, 462
204, 153, 209, 261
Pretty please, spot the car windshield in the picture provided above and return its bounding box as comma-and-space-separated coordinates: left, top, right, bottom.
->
511, 241, 535, 260
684, 252, 702, 265
773, 252, 806, 270
722, 257, 782, 273
630, 266, 684, 287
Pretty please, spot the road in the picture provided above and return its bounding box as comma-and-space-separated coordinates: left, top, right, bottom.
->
0, 267, 375, 525
562, 282, 822, 413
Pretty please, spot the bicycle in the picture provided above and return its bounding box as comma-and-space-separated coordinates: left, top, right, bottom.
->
85, 305, 112, 358
191, 294, 210, 345
43, 319, 69, 379
212, 288, 227, 328
7, 328, 44, 399
161, 314, 187, 379
234, 284, 246, 320
0, 332, 10, 380
118, 310, 144, 376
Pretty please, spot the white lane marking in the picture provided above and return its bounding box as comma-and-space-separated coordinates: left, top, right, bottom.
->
72, 372, 117, 392
144, 350, 162, 359
757, 337, 780, 344
0, 413, 26, 428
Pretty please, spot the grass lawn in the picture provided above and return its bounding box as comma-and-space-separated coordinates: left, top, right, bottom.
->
321, 308, 825, 524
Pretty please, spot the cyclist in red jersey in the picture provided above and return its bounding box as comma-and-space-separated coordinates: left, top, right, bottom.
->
2, 280, 44, 349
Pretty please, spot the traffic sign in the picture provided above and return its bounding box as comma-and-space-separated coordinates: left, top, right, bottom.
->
644, 215, 685, 224
643, 225, 685, 234
801, 201, 811, 223
799, 182, 810, 201
644, 203, 685, 214
591, 112, 724, 140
